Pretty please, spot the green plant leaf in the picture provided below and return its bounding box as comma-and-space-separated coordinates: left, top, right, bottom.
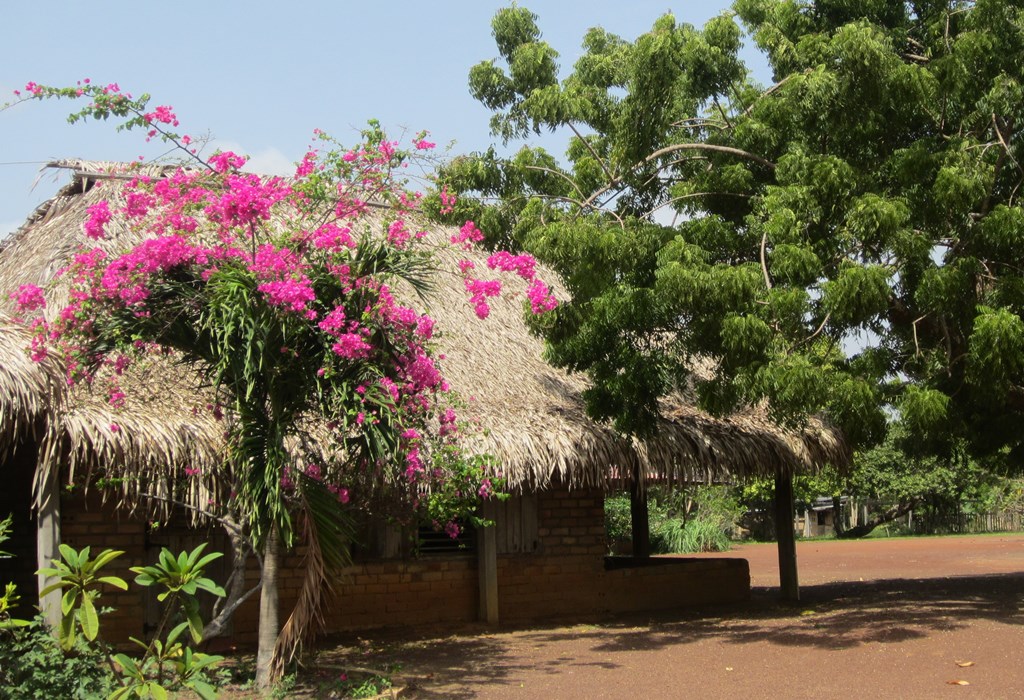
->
188, 679, 218, 700
165, 620, 190, 647
91, 549, 125, 570
79, 592, 99, 640
59, 612, 76, 650
38, 580, 65, 597
58, 543, 80, 568
60, 587, 78, 615
97, 575, 129, 590
185, 602, 204, 643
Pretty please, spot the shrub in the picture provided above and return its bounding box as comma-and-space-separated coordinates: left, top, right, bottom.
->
0, 616, 116, 699
604, 494, 633, 547
608, 486, 740, 554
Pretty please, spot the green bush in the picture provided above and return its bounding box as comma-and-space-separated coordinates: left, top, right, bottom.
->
654, 518, 732, 553
0, 616, 116, 699
607, 486, 740, 554
604, 494, 634, 546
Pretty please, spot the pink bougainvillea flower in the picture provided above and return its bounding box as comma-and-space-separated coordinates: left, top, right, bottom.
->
10, 284, 46, 312
84, 201, 112, 239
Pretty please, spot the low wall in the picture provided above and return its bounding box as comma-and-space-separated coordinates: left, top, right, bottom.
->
54, 485, 750, 645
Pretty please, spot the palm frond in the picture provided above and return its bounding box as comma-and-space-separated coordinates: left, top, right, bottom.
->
271, 472, 355, 674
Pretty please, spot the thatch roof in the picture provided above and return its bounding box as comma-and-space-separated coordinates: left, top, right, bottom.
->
0, 161, 849, 508
0, 313, 61, 458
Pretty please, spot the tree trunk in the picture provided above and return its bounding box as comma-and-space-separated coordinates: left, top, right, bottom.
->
836, 498, 922, 539
831, 496, 845, 536
255, 524, 281, 691
630, 468, 650, 559
774, 473, 799, 601
203, 517, 261, 641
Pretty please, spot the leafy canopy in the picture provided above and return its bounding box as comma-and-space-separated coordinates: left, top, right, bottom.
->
436, 1, 1024, 468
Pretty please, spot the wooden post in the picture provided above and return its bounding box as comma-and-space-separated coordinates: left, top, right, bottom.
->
35, 466, 61, 629
477, 500, 499, 624
629, 466, 650, 559
774, 472, 799, 601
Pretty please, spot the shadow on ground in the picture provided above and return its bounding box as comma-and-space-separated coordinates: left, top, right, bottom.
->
314, 572, 1024, 699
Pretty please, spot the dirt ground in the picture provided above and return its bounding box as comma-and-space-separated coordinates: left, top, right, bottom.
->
301, 533, 1024, 699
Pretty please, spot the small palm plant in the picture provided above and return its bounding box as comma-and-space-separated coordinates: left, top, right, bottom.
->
37, 544, 128, 649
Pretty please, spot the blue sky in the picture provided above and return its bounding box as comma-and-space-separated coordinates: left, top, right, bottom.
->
1, 1, 767, 238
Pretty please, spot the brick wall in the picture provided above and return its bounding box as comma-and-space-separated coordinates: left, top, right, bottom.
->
495, 484, 750, 621
53, 482, 749, 645
60, 495, 150, 644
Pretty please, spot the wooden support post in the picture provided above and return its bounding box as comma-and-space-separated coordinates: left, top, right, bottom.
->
36, 466, 61, 629
775, 472, 799, 601
477, 500, 499, 624
629, 466, 650, 559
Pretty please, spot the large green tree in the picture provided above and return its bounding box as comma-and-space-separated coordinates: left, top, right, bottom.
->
433, 1, 1024, 598
438, 0, 1024, 478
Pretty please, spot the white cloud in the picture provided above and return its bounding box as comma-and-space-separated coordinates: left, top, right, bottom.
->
207, 140, 296, 177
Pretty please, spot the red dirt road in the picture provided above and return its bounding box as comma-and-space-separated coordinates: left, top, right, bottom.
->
324, 534, 1024, 700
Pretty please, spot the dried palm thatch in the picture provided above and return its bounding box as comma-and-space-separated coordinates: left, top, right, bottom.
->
0, 313, 62, 458
0, 161, 850, 513
0, 161, 230, 513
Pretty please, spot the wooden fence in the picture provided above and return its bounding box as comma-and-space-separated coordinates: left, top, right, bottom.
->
909, 509, 1023, 535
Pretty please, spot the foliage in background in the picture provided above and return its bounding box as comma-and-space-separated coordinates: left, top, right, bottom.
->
0, 616, 117, 700
605, 485, 743, 553
738, 427, 1019, 537
0, 513, 29, 632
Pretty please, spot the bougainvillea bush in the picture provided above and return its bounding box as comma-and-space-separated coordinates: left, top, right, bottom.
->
6, 81, 557, 684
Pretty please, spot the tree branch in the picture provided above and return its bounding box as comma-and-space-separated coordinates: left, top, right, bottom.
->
790, 312, 831, 352
567, 122, 616, 182
741, 70, 811, 117
520, 164, 587, 200
645, 191, 751, 220
645, 142, 776, 170
760, 232, 773, 289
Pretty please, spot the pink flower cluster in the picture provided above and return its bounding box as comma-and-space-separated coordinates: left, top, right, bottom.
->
10, 284, 45, 312
16, 94, 503, 525
439, 185, 456, 215
19, 81, 44, 96
84, 201, 112, 240
206, 174, 291, 230
527, 278, 558, 313
464, 277, 502, 319
455, 224, 558, 317
487, 251, 535, 280
143, 105, 179, 127
208, 151, 248, 174
451, 220, 484, 249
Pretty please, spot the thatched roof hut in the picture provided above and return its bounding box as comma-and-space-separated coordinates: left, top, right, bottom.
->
0, 161, 849, 511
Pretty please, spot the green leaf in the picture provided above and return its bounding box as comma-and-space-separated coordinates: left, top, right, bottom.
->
91, 548, 125, 570
61, 587, 78, 615
98, 575, 129, 590
186, 604, 204, 644
188, 680, 218, 700
58, 543, 80, 569
59, 612, 76, 650
79, 592, 99, 640
165, 620, 190, 647
112, 653, 141, 678
38, 580, 65, 597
